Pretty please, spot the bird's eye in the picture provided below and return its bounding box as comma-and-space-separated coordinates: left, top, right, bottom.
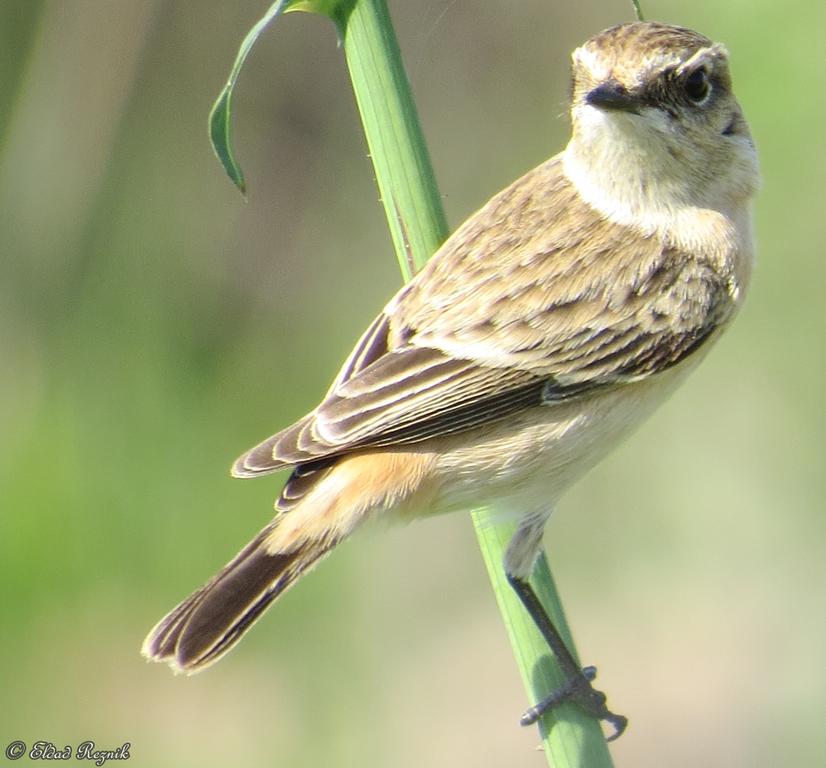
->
684, 68, 711, 104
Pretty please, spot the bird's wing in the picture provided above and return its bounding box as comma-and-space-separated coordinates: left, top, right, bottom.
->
233, 156, 735, 477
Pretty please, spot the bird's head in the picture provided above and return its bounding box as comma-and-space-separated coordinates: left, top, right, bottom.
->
567, 22, 759, 214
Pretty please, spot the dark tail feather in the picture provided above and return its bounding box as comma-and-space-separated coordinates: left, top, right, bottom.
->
142, 526, 334, 673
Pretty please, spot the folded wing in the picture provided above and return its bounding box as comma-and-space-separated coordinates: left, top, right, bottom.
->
233, 157, 734, 484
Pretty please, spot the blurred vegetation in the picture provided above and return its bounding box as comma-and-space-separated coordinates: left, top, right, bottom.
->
1, 1, 824, 767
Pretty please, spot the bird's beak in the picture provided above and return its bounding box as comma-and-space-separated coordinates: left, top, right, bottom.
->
585, 81, 641, 114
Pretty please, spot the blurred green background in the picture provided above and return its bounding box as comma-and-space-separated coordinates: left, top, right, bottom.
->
1, 1, 824, 766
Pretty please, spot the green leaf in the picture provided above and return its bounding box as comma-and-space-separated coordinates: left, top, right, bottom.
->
208, 87, 246, 195
208, 0, 329, 194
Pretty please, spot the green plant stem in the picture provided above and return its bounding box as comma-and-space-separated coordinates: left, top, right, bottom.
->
331, 0, 446, 275
332, 2, 614, 765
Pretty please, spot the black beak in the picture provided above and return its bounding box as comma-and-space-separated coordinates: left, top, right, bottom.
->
585, 81, 641, 114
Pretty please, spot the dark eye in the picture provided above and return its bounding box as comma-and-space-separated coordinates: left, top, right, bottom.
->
684, 68, 710, 103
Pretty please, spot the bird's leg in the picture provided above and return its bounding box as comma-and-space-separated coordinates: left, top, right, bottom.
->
506, 573, 628, 741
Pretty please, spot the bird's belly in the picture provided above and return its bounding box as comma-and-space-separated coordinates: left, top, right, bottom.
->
426, 363, 695, 518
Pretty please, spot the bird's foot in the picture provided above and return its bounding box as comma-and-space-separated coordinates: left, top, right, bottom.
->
520, 665, 628, 741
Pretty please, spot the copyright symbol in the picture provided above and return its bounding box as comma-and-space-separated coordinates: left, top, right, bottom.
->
5, 740, 26, 760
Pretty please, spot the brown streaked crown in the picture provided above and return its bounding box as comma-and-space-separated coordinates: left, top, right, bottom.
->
585, 22, 712, 61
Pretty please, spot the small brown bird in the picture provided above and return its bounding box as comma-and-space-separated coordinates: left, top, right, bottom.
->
143, 21, 759, 738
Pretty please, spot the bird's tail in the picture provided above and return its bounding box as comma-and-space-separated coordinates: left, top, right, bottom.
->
143, 448, 432, 672
141, 519, 339, 673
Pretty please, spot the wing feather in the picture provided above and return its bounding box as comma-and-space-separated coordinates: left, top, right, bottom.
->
233, 155, 736, 481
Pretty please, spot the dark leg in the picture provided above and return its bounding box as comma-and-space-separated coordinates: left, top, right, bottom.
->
507, 573, 628, 741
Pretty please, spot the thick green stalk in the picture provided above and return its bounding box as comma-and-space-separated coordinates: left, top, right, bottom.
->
332, 2, 614, 765
330, 0, 445, 276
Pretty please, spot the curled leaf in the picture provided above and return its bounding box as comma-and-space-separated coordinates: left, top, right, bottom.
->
208, 0, 342, 194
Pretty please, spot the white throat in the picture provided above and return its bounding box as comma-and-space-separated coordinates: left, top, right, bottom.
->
562, 104, 755, 270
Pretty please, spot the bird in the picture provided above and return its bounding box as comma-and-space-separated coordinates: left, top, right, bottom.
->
143, 21, 759, 739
